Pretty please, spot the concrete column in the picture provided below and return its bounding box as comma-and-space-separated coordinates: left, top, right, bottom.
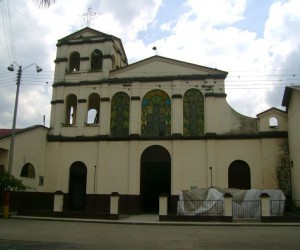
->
129, 98, 140, 135
159, 194, 168, 216
53, 102, 64, 135
223, 193, 233, 222
100, 97, 110, 135
260, 193, 270, 218
76, 100, 86, 136
159, 193, 168, 221
110, 192, 120, 219
53, 191, 64, 213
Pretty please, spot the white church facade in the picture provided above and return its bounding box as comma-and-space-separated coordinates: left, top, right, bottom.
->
0, 27, 295, 215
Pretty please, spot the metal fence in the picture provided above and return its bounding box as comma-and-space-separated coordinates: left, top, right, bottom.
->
292, 200, 300, 208
270, 200, 285, 216
232, 200, 261, 221
177, 200, 224, 216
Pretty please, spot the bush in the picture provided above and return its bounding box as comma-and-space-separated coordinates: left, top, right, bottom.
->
0, 169, 27, 191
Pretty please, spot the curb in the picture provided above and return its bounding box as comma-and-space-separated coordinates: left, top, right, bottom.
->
9, 215, 300, 227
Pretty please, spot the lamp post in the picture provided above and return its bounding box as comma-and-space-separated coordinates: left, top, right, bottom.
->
209, 166, 213, 188
7, 62, 42, 174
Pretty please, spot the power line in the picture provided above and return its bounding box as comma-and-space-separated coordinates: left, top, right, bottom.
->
0, 0, 17, 62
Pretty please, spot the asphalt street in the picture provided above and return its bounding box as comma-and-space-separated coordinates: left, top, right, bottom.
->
0, 218, 300, 249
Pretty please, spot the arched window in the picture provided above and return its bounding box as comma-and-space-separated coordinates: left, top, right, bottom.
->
269, 117, 279, 128
183, 89, 204, 136
110, 92, 130, 136
228, 160, 251, 189
91, 49, 102, 71
141, 90, 171, 136
69, 51, 80, 71
87, 93, 100, 124
20, 163, 35, 178
65, 94, 77, 125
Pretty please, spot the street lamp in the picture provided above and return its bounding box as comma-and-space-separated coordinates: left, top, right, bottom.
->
7, 62, 42, 174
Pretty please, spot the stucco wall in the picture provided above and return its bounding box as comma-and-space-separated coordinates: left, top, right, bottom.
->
43, 138, 283, 197
0, 127, 48, 191
287, 90, 300, 199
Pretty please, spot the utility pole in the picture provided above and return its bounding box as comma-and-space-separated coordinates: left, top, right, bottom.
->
7, 63, 42, 174
7, 66, 22, 174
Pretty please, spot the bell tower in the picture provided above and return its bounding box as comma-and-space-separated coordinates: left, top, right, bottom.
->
49, 27, 128, 136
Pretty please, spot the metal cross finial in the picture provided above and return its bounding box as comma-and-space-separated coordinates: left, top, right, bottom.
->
82, 7, 100, 27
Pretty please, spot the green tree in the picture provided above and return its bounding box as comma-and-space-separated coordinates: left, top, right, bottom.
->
0, 169, 27, 191
276, 140, 292, 196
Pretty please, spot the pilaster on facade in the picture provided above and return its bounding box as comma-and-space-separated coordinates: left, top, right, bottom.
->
205, 95, 216, 134
76, 99, 86, 136
206, 139, 216, 188
172, 94, 183, 135
172, 141, 182, 194
128, 141, 140, 195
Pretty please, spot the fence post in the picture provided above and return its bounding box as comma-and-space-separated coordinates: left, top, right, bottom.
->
260, 192, 270, 222
53, 191, 64, 214
159, 193, 168, 221
223, 193, 233, 222
110, 192, 120, 220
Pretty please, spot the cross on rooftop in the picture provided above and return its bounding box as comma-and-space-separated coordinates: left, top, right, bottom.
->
82, 7, 100, 27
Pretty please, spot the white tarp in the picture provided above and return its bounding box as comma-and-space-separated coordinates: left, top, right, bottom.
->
177, 187, 286, 216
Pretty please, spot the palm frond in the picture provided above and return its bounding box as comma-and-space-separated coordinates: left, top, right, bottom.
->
32, 0, 57, 9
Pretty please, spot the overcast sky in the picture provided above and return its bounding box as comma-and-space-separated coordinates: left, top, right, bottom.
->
1, 0, 300, 128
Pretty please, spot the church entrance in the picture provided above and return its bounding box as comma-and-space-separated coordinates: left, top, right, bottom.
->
140, 145, 171, 213
69, 161, 87, 211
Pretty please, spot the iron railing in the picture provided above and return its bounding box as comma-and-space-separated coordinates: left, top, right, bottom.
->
270, 200, 285, 216
177, 200, 224, 216
232, 200, 261, 221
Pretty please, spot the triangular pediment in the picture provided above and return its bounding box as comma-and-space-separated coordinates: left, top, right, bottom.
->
257, 107, 286, 118
111, 56, 227, 78
57, 27, 113, 44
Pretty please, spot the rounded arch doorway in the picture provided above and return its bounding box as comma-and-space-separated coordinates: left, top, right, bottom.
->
228, 160, 251, 189
140, 145, 171, 213
69, 161, 87, 211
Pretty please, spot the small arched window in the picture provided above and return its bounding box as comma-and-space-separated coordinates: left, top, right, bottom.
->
269, 117, 279, 128
87, 93, 100, 124
65, 94, 77, 125
20, 163, 35, 178
69, 51, 80, 71
91, 49, 102, 71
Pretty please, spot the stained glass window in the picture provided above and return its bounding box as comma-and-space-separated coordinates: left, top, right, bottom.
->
183, 89, 204, 136
141, 90, 171, 136
110, 92, 130, 137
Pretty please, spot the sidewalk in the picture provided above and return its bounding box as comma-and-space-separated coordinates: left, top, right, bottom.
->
9, 214, 300, 226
